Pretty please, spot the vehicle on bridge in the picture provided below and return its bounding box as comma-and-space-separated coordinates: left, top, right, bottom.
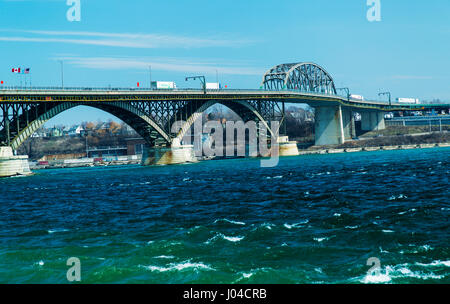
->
205, 83, 220, 90
151, 81, 177, 90
396, 98, 420, 104
350, 94, 364, 101
384, 112, 394, 119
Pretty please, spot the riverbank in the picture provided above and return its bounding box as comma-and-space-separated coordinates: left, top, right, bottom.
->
299, 142, 450, 155
27, 141, 450, 170
29, 155, 141, 170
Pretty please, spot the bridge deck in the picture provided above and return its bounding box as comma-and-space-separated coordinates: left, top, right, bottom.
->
0, 88, 448, 111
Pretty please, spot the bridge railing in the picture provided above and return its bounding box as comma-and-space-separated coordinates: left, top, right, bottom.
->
0, 85, 343, 95
2, 86, 448, 107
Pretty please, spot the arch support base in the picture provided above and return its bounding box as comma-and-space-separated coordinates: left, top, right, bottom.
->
141, 144, 198, 166
0, 147, 31, 178
278, 136, 299, 156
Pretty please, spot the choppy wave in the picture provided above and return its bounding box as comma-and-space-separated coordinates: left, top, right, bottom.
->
48, 229, 69, 234
360, 263, 446, 284
284, 220, 309, 229
142, 261, 215, 272
213, 218, 246, 226
415, 260, 450, 267
205, 233, 245, 244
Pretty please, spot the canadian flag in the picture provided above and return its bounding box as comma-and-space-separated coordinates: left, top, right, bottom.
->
12, 68, 21, 73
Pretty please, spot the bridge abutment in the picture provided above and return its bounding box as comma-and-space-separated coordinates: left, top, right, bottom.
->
361, 111, 386, 132
0, 147, 31, 178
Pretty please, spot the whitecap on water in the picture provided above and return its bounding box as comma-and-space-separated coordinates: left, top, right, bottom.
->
345, 225, 359, 230
154, 255, 175, 259
262, 223, 275, 230
419, 245, 433, 252
205, 233, 245, 244
213, 218, 246, 226
382, 229, 395, 233
379, 247, 389, 253
361, 270, 392, 284
48, 229, 69, 234
223, 235, 245, 242
388, 194, 407, 201
416, 260, 450, 267
142, 261, 215, 272
398, 208, 417, 215
284, 220, 309, 230
34, 260, 45, 266
361, 264, 445, 283
314, 267, 323, 274
265, 175, 283, 179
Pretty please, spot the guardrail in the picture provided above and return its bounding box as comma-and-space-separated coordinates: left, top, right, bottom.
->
1, 86, 450, 108
0, 86, 339, 93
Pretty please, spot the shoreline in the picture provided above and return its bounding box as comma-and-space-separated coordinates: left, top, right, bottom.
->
300, 142, 450, 155
25, 142, 450, 171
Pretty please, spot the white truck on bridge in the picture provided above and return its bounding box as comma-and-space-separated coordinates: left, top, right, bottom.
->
396, 98, 420, 104
350, 94, 364, 101
205, 82, 220, 90
151, 81, 177, 90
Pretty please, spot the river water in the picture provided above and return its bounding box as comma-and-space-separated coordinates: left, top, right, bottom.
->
0, 148, 449, 283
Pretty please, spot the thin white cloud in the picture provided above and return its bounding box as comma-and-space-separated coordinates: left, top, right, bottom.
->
0, 29, 255, 49
57, 56, 264, 76
390, 75, 433, 80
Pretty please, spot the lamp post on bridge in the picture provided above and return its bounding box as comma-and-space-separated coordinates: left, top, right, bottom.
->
58, 60, 64, 90
186, 76, 206, 94
379, 92, 392, 106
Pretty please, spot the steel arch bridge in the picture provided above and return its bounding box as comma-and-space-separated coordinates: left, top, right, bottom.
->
261, 62, 337, 94
0, 61, 377, 151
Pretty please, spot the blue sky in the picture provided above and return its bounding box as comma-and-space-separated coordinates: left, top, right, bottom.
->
0, 0, 449, 125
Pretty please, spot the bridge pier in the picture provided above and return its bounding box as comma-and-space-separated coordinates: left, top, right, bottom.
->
361, 111, 385, 132
0, 147, 31, 178
342, 108, 356, 140
141, 142, 197, 166
314, 106, 345, 146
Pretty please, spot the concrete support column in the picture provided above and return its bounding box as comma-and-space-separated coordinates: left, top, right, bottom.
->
314, 106, 345, 146
342, 108, 356, 140
361, 111, 386, 131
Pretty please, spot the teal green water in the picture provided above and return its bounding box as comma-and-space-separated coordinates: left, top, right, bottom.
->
0, 148, 449, 283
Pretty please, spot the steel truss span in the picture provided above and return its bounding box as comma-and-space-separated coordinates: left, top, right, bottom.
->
0, 99, 282, 150
261, 62, 337, 95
